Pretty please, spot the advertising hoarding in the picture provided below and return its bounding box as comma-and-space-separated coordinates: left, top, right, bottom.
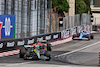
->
0, 15, 15, 38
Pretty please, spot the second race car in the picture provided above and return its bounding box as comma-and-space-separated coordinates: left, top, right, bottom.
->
72, 31, 94, 40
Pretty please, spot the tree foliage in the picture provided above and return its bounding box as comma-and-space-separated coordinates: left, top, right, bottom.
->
75, 0, 86, 14
52, 0, 69, 13
83, 0, 91, 13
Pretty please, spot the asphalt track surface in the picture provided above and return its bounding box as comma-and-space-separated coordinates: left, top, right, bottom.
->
0, 33, 100, 67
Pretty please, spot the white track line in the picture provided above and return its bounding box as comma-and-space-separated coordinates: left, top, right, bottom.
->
7, 61, 35, 66
54, 41, 100, 57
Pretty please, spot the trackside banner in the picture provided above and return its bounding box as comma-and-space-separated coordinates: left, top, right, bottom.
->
61, 29, 70, 39
0, 15, 15, 39
0, 32, 61, 52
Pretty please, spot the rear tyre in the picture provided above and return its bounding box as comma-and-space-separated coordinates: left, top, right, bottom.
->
19, 48, 25, 58
45, 51, 51, 61
91, 34, 94, 39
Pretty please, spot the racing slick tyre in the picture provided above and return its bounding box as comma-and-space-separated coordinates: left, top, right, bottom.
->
72, 34, 76, 40
46, 56, 51, 61
91, 34, 94, 39
44, 51, 51, 61
72, 33, 80, 40
20, 48, 25, 58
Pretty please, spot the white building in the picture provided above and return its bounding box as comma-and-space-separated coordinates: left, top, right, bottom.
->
91, 0, 100, 26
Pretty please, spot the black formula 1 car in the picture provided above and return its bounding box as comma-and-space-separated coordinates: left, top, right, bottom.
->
72, 31, 94, 40
19, 45, 51, 61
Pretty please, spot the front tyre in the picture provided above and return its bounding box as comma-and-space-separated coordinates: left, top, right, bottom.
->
46, 56, 51, 61
45, 51, 51, 61
72, 34, 76, 40
19, 48, 25, 58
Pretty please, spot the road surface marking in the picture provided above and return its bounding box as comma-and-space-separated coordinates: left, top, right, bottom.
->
54, 41, 100, 57
7, 61, 35, 66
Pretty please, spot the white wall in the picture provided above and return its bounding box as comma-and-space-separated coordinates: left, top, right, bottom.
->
92, 13, 100, 26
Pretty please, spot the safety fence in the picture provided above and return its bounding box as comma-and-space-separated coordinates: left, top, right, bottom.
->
47, 12, 91, 32
0, 0, 92, 39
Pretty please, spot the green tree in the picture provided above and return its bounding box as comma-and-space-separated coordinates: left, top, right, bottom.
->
75, 0, 86, 14
83, 0, 91, 13
52, 0, 69, 13
52, 0, 69, 16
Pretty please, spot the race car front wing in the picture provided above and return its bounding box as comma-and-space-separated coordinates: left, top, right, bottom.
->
73, 37, 89, 40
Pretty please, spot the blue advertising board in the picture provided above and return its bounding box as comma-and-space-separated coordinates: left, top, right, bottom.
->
0, 15, 15, 38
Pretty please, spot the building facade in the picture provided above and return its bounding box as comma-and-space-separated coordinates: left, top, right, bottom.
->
0, 0, 47, 38
91, 0, 100, 26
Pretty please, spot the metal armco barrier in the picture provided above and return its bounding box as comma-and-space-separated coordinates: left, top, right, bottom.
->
61, 24, 92, 39
61, 29, 70, 39
61, 26, 81, 39
0, 32, 61, 52
70, 27, 77, 36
